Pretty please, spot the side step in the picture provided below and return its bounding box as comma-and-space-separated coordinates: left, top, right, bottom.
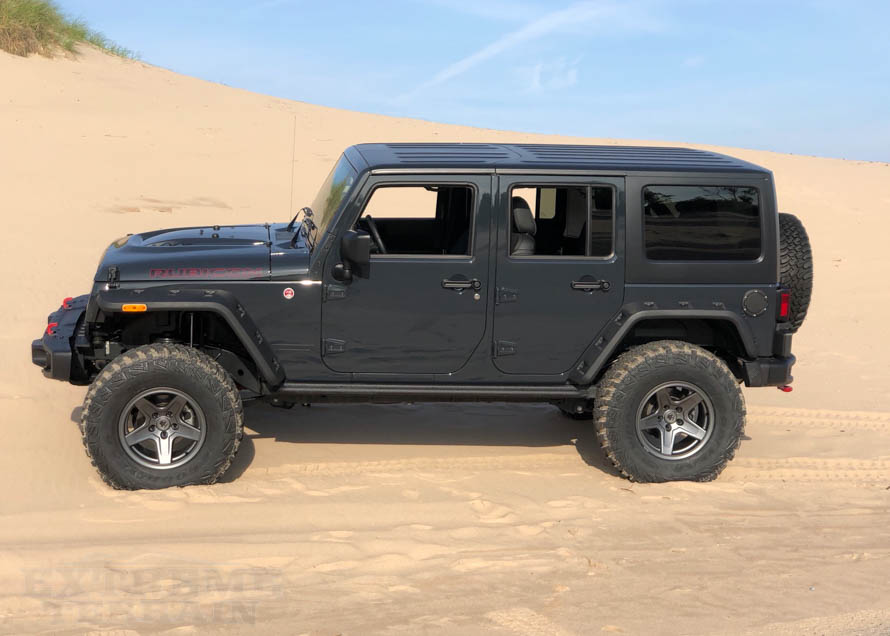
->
272, 382, 590, 403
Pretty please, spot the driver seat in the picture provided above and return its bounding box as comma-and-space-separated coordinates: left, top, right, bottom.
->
510, 197, 536, 256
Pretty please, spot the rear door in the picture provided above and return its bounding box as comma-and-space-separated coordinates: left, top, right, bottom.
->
492, 175, 625, 375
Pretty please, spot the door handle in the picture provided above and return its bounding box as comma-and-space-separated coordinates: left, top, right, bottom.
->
442, 278, 482, 291
571, 279, 611, 292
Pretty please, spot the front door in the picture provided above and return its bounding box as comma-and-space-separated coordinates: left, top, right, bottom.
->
321, 175, 491, 375
493, 176, 625, 375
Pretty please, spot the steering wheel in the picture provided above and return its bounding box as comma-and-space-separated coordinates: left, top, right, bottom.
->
363, 215, 387, 254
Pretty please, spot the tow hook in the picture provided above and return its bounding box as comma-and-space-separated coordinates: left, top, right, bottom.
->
777, 385, 793, 393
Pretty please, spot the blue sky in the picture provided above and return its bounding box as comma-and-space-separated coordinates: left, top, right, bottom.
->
62, 0, 889, 161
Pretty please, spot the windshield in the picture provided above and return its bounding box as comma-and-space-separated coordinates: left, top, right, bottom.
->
308, 154, 358, 247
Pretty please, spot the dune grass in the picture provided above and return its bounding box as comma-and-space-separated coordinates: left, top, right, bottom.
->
0, 0, 135, 58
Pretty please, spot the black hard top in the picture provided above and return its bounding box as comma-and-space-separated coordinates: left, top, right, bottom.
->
351, 143, 768, 174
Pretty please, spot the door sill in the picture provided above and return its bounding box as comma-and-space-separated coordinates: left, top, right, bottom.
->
273, 381, 589, 403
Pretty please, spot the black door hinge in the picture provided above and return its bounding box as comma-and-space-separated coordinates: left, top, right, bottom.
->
323, 338, 346, 355
495, 340, 517, 356
496, 287, 518, 304
325, 284, 347, 301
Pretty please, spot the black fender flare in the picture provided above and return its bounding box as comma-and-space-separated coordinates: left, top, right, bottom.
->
569, 305, 757, 386
93, 286, 286, 390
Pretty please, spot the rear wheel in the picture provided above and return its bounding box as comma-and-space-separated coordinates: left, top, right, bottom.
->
81, 344, 243, 489
594, 340, 745, 482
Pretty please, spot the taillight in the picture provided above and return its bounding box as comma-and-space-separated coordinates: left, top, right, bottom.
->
778, 291, 791, 320
62, 297, 73, 309
46, 322, 59, 336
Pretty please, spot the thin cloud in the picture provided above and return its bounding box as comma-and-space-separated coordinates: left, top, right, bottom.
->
526, 57, 581, 93
400, 1, 611, 99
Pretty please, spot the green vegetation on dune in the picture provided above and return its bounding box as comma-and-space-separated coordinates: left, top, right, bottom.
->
0, 0, 135, 58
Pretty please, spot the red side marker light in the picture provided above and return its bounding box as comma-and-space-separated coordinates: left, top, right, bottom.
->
62, 297, 74, 309
46, 322, 59, 336
778, 291, 791, 319
777, 385, 793, 393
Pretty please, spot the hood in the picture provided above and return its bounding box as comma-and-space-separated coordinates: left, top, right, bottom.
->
95, 224, 274, 283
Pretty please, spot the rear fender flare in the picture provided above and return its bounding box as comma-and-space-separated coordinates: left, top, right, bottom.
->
569, 307, 757, 386
94, 286, 285, 390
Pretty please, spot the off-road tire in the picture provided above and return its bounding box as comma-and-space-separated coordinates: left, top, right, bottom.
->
779, 212, 813, 332
81, 344, 243, 489
594, 340, 745, 482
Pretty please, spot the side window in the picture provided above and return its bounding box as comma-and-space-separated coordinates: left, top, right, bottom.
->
357, 185, 474, 256
643, 186, 761, 261
509, 185, 614, 257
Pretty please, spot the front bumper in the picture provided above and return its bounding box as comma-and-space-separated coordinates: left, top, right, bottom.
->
740, 355, 795, 387
32, 294, 89, 383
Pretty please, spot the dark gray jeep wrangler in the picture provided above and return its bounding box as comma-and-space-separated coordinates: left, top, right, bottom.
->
32, 143, 813, 489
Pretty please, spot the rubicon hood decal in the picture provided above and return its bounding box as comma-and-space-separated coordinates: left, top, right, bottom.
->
150, 267, 265, 280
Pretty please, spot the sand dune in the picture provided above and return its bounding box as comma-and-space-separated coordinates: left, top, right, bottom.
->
1, 47, 889, 635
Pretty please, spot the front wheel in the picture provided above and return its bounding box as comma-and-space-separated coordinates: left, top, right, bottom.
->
81, 344, 243, 489
594, 341, 745, 482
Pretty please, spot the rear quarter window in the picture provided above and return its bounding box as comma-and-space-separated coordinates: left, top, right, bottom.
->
643, 185, 761, 261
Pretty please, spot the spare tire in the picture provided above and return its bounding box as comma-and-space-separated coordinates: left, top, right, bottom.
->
778, 213, 813, 332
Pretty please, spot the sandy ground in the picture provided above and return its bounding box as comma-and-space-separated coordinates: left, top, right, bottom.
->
1, 47, 889, 635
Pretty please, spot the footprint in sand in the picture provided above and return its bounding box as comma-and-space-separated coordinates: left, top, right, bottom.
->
315, 560, 360, 572
468, 498, 519, 524
450, 526, 481, 539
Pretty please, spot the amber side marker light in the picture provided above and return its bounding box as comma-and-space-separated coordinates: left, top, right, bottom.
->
122, 304, 147, 313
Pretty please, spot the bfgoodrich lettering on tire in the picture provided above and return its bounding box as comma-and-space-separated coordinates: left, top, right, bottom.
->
594, 340, 745, 482
81, 344, 243, 490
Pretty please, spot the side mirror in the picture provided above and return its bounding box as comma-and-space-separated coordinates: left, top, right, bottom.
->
338, 229, 371, 279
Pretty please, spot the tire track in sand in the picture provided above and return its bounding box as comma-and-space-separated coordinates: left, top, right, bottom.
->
219, 407, 890, 489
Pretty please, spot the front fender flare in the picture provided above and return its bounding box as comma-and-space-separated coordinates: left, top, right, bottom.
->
94, 286, 286, 390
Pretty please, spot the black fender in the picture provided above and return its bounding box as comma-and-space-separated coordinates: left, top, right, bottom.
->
569, 303, 758, 385
94, 286, 286, 390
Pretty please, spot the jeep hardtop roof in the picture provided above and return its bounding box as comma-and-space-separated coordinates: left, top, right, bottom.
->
350, 143, 769, 174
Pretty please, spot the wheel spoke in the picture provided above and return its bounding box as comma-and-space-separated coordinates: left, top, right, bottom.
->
167, 395, 188, 419
125, 425, 155, 446
656, 388, 673, 411
660, 427, 678, 456
638, 412, 662, 432
155, 435, 174, 466
132, 398, 156, 423
676, 419, 707, 440
676, 392, 703, 413
174, 422, 201, 441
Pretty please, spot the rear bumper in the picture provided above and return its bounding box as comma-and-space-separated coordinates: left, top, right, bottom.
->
740, 355, 795, 387
32, 294, 89, 382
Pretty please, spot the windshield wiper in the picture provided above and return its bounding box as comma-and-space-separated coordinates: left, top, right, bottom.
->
299, 216, 318, 250
286, 206, 313, 232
